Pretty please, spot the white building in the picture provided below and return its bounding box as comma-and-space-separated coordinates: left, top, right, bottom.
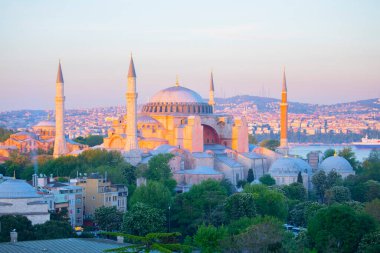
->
0, 177, 50, 225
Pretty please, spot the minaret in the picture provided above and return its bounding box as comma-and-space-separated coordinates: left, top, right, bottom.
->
280, 67, 288, 148
53, 61, 68, 158
208, 71, 215, 111
125, 55, 138, 151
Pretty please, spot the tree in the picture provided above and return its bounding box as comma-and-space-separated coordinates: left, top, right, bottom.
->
145, 153, 176, 191
326, 170, 343, 189
308, 204, 377, 253
102, 231, 190, 253
364, 180, 380, 201
94, 206, 123, 231
224, 193, 256, 221
339, 147, 358, 170
122, 202, 166, 236
259, 174, 275, 186
248, 134, 258, 145
282, 182, 307, 201
247, 169, 255, 183
358, 231, 380, 253
219, 178, 236, 196
0, 127, 14, 142
297, 171, 303, 184
171, 179, 228, 235
259, 139, 280, 151
324, 186, 351, 204
51, 207, 69, 222
74, 135, 104, 147
312, 170, 342, 203
244, 184, 288, 221
33, 220, 74, 240
146, 153, 174, 181
236, 180, 247, 188
323, 149, 335, 159
194, 224, 227, 253
364, 198, 380, 223
130, 181, 172, 210
288, 201, 324, 227
0, 215, 35, 242
235, 216, 284, 253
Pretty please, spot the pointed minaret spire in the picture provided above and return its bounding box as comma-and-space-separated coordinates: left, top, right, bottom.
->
56, 60, 64, 83
125, 54, 138, 151
280, 67, 289, 150
282, 67, 287, 92
53, 60, 68, 158
208, 71, 215, 112
210, 71, 215, 91
128, 54, 137, 78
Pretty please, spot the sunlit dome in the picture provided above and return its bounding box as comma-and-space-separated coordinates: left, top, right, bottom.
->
150, 86, 205, 104
319, 155, 354, 175
142, 85, 213, 115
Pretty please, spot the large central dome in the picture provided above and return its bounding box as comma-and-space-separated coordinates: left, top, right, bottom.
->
150, 86, 204, 104
142, 85, 213, 115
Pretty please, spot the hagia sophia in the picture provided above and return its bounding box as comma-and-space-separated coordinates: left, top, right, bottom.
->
0, 57, 355, 191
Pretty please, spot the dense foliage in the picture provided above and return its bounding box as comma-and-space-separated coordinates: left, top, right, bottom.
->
0, 127, 14, 142
74, 135, 104, 147
2, 146, 380, 252
0, 215, 74, 242
94, 206, 123, 231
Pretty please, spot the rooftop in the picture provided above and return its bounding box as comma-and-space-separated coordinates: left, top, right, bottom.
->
0, 238, 127, 253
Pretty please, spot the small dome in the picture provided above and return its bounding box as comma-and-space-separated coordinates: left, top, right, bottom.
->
150, 86, 204, 104
35, 121, 55, 127
269, 157, 312, 176
0, 179, 41, 199
319, 156, 354, 175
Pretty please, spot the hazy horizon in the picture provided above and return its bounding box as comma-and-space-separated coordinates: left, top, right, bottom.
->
1, 0, 380, 111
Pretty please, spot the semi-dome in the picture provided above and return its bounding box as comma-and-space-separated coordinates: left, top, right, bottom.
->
142, 85, 213, 115
319, 155, 354, 176
269, 157, 312, 176
150, 86, 204, 104
138, 115, 160, 124
0, 179, 41, 199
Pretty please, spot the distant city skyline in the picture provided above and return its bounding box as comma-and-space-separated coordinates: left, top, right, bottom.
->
1, 0, 380, 111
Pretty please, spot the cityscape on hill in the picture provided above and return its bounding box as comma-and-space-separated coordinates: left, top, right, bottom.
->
1, 96, 379, 144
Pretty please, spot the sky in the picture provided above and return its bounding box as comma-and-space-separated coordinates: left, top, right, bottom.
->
0, 0, 379, 111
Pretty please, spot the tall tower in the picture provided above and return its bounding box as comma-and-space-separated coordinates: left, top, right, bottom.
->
53, 61, 68, 158
125, 55, 138, 151
208, 71, 215, 111
280, 68, 288, 148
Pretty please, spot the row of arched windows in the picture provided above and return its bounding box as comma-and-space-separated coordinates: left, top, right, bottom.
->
142, 102, 213, 114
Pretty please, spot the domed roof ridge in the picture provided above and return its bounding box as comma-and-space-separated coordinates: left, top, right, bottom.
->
269, 156, 312, 175
150, 86, 205, 104
319, 155, 354, 174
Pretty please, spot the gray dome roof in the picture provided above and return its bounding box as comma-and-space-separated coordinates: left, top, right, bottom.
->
138, 115, 160, 124
269, 157, 312, 176
0, 179, 41, 199
319, 155, 354, 174
150, 86, 204, 104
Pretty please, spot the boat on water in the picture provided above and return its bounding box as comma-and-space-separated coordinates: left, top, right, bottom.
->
352, 135, 380, 148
